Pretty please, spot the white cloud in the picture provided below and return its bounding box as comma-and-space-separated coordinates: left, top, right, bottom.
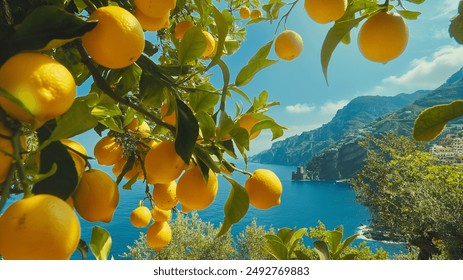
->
320, 100, 349, 116
285, 103, 315, 114
383, 45, 463, 90
360, 45, 463, 96
431, 0, 459, 19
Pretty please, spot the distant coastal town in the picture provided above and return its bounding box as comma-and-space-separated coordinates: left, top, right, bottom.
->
291, 124, 463, 181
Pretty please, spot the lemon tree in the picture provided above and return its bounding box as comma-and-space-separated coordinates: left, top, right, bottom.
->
0, 0, 447, 260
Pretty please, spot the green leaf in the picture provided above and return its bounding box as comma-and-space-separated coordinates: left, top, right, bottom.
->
249, 40, 274, 64
405, 0, 425, 4
0, 87, 35, 122
450, 14, 463, 45
235, 41, 277, 86
189, 90, 220, 113
414, 101, 463, 141
277, 228, 296, 245
178, 27, 207, 64
339, 233, 359, 253
32, 134, 79, 200
235, 59, 277, 87
40, 99, 98, 149
195, 111, 216, 140
321, 16, 367, 82
294, 249, 311, 260
288, 228, 308, 256
90, 226, 112, 260
193, 145, 221, 173
263, 239, 289, 260
325, 229, 343, 253
175, 99, 199, 163
8, 5, 97, 52
208, 6, 229, 66
313, 240, 330, 260
397, 10, 421, 20
217, 176, 249, 237
121, 174, 139, 190
77, 239, 89, 260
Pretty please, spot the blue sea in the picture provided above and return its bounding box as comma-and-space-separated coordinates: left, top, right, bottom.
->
2, 162, 406, 260
72, 162, 406, 259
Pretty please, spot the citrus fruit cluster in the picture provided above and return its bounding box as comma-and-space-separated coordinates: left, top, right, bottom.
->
239, 6, 263, 20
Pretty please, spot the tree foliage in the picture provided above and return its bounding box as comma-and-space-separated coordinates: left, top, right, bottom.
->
351, 133, 463, 259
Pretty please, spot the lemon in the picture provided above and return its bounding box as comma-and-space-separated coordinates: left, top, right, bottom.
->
0, 194, 80, 260
245, 169, 283, 210
161, 103, 176, 126
134, 0, 176, 18
146, 221, 172, 252
275, 30, 304, 61
176, 165, 218, 212
358, 11, 409, 63
61, 139, 87, 177
250, 9, 263, 19
0, 52, 76, 127
152, 181, 178, 210
73, 169, 119, 223
304, 0, 348, 24
130, 206, 152, 228
239, 6, 251, 19
145, 141, 185, 184
94, 136, 123, 166
238, 114, 261, 140
134, 8, 170, 31
82, 6, 145, 69
151, 206, 171, 222
174, 20, 194, 40
201, 31, 216, 59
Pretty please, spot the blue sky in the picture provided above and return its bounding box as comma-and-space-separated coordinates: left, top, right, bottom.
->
223, 0, 462, 155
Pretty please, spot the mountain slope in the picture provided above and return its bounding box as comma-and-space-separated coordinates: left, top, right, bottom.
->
306, 67, 463, 180
250, 90, 429, 166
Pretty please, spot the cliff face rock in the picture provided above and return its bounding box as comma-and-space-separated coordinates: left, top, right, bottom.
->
250, 91, 428, 166
305, 68, 463, 181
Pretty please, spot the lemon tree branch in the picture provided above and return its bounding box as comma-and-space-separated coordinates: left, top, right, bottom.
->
75, 41, 175, 133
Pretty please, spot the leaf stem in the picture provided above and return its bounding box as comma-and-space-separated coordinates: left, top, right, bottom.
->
274, 0, 300, 35
82, 0, 97, 13
11, 129, 30, 197
75, 41, 175, 133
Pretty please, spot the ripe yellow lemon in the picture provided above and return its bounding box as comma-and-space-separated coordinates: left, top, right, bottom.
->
0, 52, 76, 127
358, 11, 409, 63
82, 6, 145, 69
161, 103, 176, 126
304, 0, 348, 24
146, 221, 172, 252
134, 0, 176, 18
134, 8, 170, 31
0, 122, 14, 184
201, 31, 216, 59
94, 136, 123, 166
176, 165, 218, 212
152, 181, 178, 210
250, 9, 263, 19
0, 194, 80, 260
245, 169, 283, 210
61, 139, 87, 177
239, 6, 251, 19
275, 30, 304, 61
174, 20, 194, 40
145, 140, 185, 184
73, 169, 119, 223
238, 114, 261, 140
130, 206, 152, 228
151, 206, 171, 222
